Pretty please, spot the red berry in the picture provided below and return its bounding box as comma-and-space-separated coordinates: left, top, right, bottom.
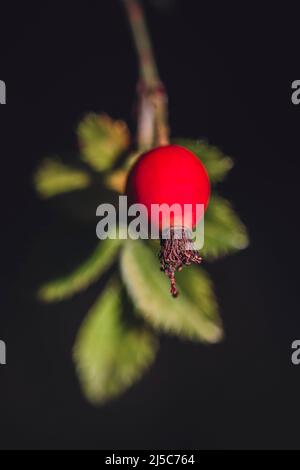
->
126, 144, 210, 297
126, 144, 210, 230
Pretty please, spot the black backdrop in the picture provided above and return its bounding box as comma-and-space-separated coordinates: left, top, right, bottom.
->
0, 0, 300, 450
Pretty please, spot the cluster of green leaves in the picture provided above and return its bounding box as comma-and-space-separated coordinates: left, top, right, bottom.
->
34, 115, 249, 405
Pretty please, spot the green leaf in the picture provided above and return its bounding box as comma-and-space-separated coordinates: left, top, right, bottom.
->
174, 139, 233, 182
202, 196, 249, 259
38, 237, 123, 302
78, 114, 130, 172
34, 157, 91, 198
120, 240, 223, 343
176, 266, 220, 324
73, 280, 158, 404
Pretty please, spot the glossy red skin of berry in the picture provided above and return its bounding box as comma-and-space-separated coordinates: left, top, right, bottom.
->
126, 144, 210, 230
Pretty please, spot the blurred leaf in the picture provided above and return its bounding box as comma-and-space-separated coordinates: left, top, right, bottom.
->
38, 237, 123, 302
104, 168, 128, 194
174, 139, 233, 182
176, 266, 220, 324
73, 280, 158, 404
104, 151, 141, 194
78, 114, 130, 172
120, 240, 223, 343
202, 196, 249, 259
34, 157, 91, 198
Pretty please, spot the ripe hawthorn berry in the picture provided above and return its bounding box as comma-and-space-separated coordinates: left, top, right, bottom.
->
126, 144, 210, 297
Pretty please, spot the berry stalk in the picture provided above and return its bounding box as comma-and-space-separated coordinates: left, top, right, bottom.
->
123, 0, 169, 149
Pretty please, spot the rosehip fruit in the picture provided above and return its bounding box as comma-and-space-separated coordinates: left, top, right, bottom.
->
126, 144, 210, 297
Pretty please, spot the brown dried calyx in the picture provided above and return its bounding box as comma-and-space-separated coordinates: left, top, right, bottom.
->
159, 227, 202, 298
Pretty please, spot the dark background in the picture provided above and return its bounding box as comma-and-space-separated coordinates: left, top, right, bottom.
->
0, 0, 299, 450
